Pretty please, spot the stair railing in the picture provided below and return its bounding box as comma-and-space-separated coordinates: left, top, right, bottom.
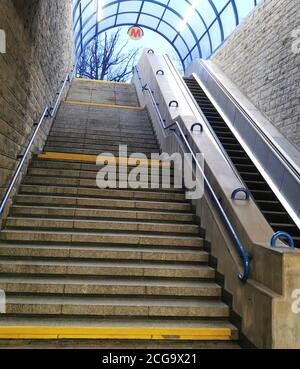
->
134, 66, 251, 283
0, 68, 74, 217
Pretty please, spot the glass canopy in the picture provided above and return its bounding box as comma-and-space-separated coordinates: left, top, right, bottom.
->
73, 0, 261, 69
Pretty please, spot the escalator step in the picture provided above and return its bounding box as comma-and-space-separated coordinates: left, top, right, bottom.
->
263, 211, 293, 224
204, 117, 225, 124
201, 112, 223, 118
211, 127, 232, 134
239, 172, 265, 181
230, 157, 254, 165
194, 101, 213, 106
226, 150, 249, 157
222, 143, 244, 150
244, 181, 271, 191
270, 223, 300, 237
216, 132, 236, 138
195, 99, 211, 104
251, 190, 278, 201
256, 200, 284, 212
219, 138, 240, 145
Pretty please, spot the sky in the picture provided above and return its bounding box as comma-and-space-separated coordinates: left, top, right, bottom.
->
112, 26, 184, 73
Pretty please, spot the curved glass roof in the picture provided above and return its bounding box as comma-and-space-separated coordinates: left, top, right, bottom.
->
73, 0, 261, 69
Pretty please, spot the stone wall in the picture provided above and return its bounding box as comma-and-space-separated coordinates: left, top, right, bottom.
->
212, 0, 300, 152
0, 0, 74, 210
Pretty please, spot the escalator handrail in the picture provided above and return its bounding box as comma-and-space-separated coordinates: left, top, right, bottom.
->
134, 66, 251, 283
0, 68, 74, 217
165, 56, 300, 233
164, 54, 247, 188
197, 60, 300, 179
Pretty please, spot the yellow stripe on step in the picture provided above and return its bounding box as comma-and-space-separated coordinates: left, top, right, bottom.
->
38, 152, 171, 167
0, 326, 233, 341
64, 101, 144, 110
74, 78, 130, 86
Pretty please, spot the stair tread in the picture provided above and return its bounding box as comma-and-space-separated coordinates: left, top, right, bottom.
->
23, 178, 183, 191
12, 205, 194, 216
5, 295, 227, 308
16, 194, 188, 204
15, 195, 192, 213
0, 275, 219, 288
0, 229, 202, 239
0, 316, 237, 330
28, 168, 175, 177
20, 184, 185, 196
0, 258, 209, 269
0, 230, 204, 250
7, 217, 199, 231
0, 243, 204, 254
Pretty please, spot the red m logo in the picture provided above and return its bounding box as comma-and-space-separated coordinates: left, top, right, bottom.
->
128, 26, 144, 40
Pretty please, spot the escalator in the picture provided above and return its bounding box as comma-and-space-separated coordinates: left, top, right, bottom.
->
184, 77, 300, 248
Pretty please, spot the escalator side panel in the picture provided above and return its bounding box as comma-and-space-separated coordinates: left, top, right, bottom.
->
184, 77, 300, 248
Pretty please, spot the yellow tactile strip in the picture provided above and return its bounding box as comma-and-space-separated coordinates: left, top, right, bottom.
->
38, 152, 171, 168
74, 77, 130, 86
0, 326, 233, 340
64, 101, 144, 110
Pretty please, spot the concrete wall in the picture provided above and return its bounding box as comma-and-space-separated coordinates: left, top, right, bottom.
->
0, 0, 74, 209
211, 0, 300, 152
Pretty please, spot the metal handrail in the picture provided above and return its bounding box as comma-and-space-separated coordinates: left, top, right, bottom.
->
49, 72, 73, 118
134, 66, 251, 282
164, 55, 246, 188
0, 69, 74, 217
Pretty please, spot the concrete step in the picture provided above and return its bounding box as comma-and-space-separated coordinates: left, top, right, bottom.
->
11, 205, 195, 223
50, 126, 156, 138
28, 164, 176, 179
64, 97, 140, 108
0, 243, 208, 263
56, 103, 146, 112
0, 258, 213, 279
0, 230, 204, 248
47, 135, 159, 148
15, 195, 192, 213
19, 184, 186, 202
0, 275, 220, 297
49, 130, 158, 144
0, 317, 239, 343
6, 217, 200, 236
4, 295, 228, 318
26, 168, 177, 183
23, 176, 184, 193
51, 123, 155, 134
49, 128, 158, 145
44, 141, 160, 154
43, 147, 158, 157
61, 95, 143, 104
36, 153, 175, 170
0, 340, 241, 349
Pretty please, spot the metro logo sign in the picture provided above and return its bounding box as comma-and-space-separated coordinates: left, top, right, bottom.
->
128, 26, 144, 40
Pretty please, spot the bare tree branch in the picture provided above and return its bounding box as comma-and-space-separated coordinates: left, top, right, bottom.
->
77, 28, 140, 82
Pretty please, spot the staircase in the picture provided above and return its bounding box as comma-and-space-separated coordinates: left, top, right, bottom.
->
0, 79, 240, 348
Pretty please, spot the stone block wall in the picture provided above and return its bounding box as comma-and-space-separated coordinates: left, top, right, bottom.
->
212, 0, 300, 152
0, 0, 74, 208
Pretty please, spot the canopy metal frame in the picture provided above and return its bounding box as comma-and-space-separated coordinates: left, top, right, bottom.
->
73, 0, 260, 69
